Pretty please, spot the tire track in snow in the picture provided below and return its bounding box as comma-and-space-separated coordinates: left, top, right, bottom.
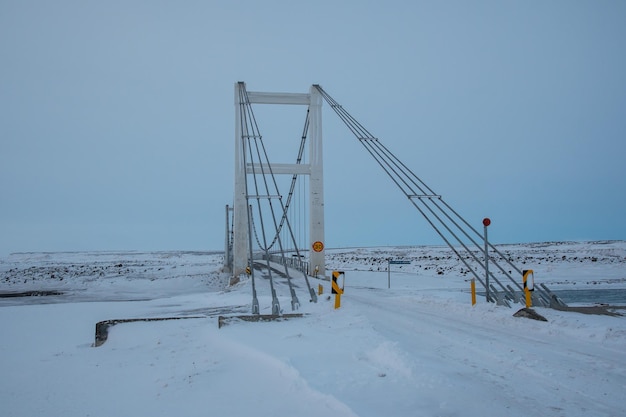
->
348, 289, 626, 417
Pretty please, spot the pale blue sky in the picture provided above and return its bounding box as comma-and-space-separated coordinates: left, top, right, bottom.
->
1, 1, 625, 256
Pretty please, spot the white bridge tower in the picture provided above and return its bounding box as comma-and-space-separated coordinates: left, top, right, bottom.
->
231, 83, 326, 280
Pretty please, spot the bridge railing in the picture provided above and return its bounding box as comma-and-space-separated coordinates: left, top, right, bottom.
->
264, 253, 310, 276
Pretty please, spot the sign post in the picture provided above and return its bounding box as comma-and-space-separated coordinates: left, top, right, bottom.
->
388, 259, 411, 289
483, 218, 491, 302
471, 278, 477, 306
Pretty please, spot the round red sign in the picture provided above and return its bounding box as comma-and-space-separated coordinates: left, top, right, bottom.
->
483, 218, 491, 227
312, 241, 324, 252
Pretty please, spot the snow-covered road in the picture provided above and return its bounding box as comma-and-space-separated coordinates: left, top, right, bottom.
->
1, 243, 625, 416
346, 287, 625, 416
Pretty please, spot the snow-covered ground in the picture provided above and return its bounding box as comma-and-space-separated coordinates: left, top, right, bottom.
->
1, 241, 625, 417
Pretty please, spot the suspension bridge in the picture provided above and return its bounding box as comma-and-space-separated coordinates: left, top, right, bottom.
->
224, 82, 567, 315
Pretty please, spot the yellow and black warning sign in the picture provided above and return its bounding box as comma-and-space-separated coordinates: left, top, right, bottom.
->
332, 271, 344, 294
522, 269, 534, 308
332, 271, 344, 309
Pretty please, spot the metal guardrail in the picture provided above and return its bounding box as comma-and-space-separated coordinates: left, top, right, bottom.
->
265, 253, 309, 276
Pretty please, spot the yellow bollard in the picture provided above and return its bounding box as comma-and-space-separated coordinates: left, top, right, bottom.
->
318, 284, 324, 295
525, 289, 532, 308
471, 278, 476, 306
334, 293, 341, 309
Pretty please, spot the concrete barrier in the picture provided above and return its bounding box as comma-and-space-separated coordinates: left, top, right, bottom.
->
94, 316, 205, 347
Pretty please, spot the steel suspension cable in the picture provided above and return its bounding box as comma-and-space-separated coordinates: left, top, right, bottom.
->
313, 85, 540, 301
239, 85, 282, 314
237, 85, 259, 314
365, 137, 524, 293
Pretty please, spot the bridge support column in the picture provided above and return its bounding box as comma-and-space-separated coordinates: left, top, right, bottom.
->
308, 85, 326, 278
232, 82, 249, 279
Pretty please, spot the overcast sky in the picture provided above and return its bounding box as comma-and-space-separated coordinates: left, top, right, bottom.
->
1, 1, 625, 256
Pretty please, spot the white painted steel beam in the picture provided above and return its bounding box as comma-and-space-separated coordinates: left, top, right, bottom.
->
246, 163, 311, 175
246, 91, 311, 105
